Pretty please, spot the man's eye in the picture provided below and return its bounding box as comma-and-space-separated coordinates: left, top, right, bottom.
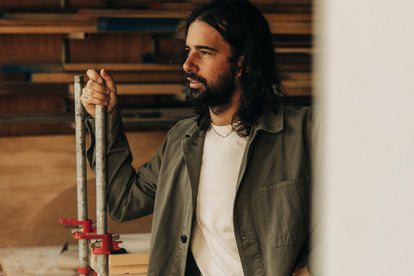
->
201, 51, 211, 56
184, 50, 190, 58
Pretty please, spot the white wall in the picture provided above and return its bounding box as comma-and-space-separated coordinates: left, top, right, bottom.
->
312, 0, 414, 274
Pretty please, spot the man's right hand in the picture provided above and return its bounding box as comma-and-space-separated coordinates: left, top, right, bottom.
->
80, 68, 118, 118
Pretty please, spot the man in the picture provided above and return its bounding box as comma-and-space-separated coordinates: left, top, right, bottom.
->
81, 1, 312, 275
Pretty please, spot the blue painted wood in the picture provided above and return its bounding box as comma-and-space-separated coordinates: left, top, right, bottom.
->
97, 18, 180, 33
1, 64, 63, 73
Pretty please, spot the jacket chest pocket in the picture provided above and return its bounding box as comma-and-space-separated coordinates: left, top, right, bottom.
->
258, 178, 309, 247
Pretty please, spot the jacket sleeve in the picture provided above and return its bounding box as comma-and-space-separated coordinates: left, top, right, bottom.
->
85, 110, 166, 222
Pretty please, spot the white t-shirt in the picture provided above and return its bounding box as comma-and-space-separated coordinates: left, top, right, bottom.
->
191, 123, 248, 276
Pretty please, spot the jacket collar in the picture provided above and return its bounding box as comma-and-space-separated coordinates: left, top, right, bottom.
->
253, 101, 285, 134
184, 101, 285, 138
184, 119, 203, 138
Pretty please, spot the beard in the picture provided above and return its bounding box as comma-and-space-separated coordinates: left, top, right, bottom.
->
186, 66, 237, 115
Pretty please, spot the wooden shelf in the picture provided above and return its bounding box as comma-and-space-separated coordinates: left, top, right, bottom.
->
0, 11, 311, 35
63, 63, 182, 72
275, 47, 312, 54
78, 9, 190, 19
0, 1, 313, 136
30, 72, 182, 83
68, 83, 183, 96
269, 21, 312, 35
0, 18, 97, 34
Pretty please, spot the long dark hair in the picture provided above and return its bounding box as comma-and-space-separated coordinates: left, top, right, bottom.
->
185, 0, 283, 136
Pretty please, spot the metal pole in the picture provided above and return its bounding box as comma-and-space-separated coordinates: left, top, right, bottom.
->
95, 104, 109, 275
74, 75, 89, 275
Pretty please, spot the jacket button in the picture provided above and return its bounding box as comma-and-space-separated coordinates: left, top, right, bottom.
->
180, 235, 188, 243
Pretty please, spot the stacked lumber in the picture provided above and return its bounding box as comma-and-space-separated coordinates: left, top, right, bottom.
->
88, 233, 151, 275
0, 0, 312, 136
109, 253, 150, 275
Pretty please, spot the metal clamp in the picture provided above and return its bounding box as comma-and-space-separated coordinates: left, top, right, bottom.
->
74, 232, 113, 255
59, 218, 93, 234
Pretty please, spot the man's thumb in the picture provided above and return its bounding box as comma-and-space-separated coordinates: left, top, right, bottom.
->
100, 68, 116, 91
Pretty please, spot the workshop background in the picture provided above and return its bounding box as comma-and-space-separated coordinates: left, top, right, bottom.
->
2, 0, 414, 275
0, 0, 312, 249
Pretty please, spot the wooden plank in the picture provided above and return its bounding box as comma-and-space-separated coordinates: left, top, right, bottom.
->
68, 33, 153, 63
114, 84, 183, 95
252, 0, 311, 4
109, 253, 149, 266
275, 47, 312, 54
1, 64, 63, 73
97, 17, 180, 33
283, 79, 312, 96
0, 34, 62, 64
0, 25, 97, 34
79, 9, 190, 19
110, 264, 147, 275
63, 63, 182, 72
0, 82, 67, 95
2, 13, 93, 21
31, 72, 182, 83
68, 83, 183, 96
280, 72, 311, 80
269, 21, 312, 34
264, 13, 311, 22
0, 14, 311, 35
0, 247, 77, 276
78, 9, 311, 22
0, 0, 62, 8
0, 19, 96, 26
90, 233, 151, 274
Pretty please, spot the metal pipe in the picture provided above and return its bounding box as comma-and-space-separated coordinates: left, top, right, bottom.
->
74, 75, 89, 275
95, 104, 109, 275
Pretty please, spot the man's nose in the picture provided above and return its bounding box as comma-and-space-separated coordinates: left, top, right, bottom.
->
183, 53, 198, 73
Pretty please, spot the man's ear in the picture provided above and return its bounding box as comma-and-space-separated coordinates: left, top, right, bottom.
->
236, 55, 245, 79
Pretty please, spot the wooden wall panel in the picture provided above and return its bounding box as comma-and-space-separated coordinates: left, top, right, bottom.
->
69, 33, 153, 63
0, 0, 60, 9
0, 94, 65, 114
0, 34, 61, 64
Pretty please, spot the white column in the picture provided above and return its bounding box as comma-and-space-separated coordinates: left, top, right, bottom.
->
312, 0, 414, 274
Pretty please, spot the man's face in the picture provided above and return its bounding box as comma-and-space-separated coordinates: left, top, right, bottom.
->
183, 20, 239, 109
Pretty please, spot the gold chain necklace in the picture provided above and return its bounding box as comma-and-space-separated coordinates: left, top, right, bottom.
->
211, 124, 233, 138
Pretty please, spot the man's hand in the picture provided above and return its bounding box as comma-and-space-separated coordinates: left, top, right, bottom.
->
80, 68, 117, 118
292, 266, 310, 276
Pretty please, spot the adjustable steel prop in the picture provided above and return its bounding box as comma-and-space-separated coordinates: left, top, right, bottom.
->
60, 75, 117, 276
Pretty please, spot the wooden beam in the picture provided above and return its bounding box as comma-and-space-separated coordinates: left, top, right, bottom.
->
264, 14, 312, 22
0, 12, 311, 35
269, 21, 312, 34
78, 9, 311, 22
31, 72, 182, 83
282, 79, 312, 96
0, 25, 96, 34
280, 72, 311, 81
78, 9, 190, 19
275, 48, 313, 54
109, 253, 149, 266
63, 63, 182, 72
69, 83, 183, 96
2, 13, 88, 21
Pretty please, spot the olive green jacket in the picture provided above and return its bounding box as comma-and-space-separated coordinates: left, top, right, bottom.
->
86, 102, 312, 276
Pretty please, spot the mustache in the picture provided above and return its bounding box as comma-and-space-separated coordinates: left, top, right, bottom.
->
185, 72, 207, 86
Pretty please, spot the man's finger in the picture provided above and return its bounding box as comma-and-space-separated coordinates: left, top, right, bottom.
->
100, 68, 116, 92
87, 69, 104, 84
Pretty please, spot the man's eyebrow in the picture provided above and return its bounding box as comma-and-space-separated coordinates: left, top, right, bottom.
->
186, 45, 218, 52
